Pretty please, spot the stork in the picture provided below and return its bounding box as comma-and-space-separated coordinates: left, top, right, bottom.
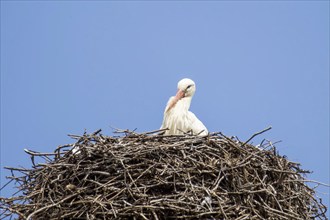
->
160, 78, 208, 136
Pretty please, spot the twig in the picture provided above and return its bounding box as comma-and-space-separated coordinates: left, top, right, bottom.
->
241, 126, 272, 147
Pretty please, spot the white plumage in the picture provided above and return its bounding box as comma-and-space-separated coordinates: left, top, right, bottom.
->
160, 78, 208, 136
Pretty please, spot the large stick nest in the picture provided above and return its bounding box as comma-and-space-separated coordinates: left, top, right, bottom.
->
0, 129, 328, 219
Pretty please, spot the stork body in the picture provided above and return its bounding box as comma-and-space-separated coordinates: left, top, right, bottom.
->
161, 78, 208, 136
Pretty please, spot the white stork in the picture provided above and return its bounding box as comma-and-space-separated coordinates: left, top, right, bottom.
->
160, 78, 208, 136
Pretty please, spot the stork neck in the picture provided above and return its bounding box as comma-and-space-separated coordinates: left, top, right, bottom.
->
178, 96, 192, 112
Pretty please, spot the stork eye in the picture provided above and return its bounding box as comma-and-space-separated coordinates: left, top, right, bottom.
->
187, 85, 192, 89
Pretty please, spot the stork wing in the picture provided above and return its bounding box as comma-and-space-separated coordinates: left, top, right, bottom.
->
188, 111, 208, 136
160, 96, 175, 130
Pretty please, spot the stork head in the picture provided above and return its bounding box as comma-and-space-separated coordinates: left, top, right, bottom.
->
177, 78, 196, 98
165, 78, 196, 112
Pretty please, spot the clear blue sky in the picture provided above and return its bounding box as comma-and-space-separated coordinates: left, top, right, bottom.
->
1, 1, 329, 215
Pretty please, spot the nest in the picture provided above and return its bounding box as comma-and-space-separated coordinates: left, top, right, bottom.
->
0, 128, 328, 219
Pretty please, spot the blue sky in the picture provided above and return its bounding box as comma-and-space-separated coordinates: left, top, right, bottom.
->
1, 1, 329, 215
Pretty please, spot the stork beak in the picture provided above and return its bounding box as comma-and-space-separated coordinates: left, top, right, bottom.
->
166, 89, 185, 112
175, 89, 185, 99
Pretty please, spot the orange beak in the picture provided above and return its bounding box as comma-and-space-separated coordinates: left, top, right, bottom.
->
166, 89, 185, 112
175, 89, 185, 100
